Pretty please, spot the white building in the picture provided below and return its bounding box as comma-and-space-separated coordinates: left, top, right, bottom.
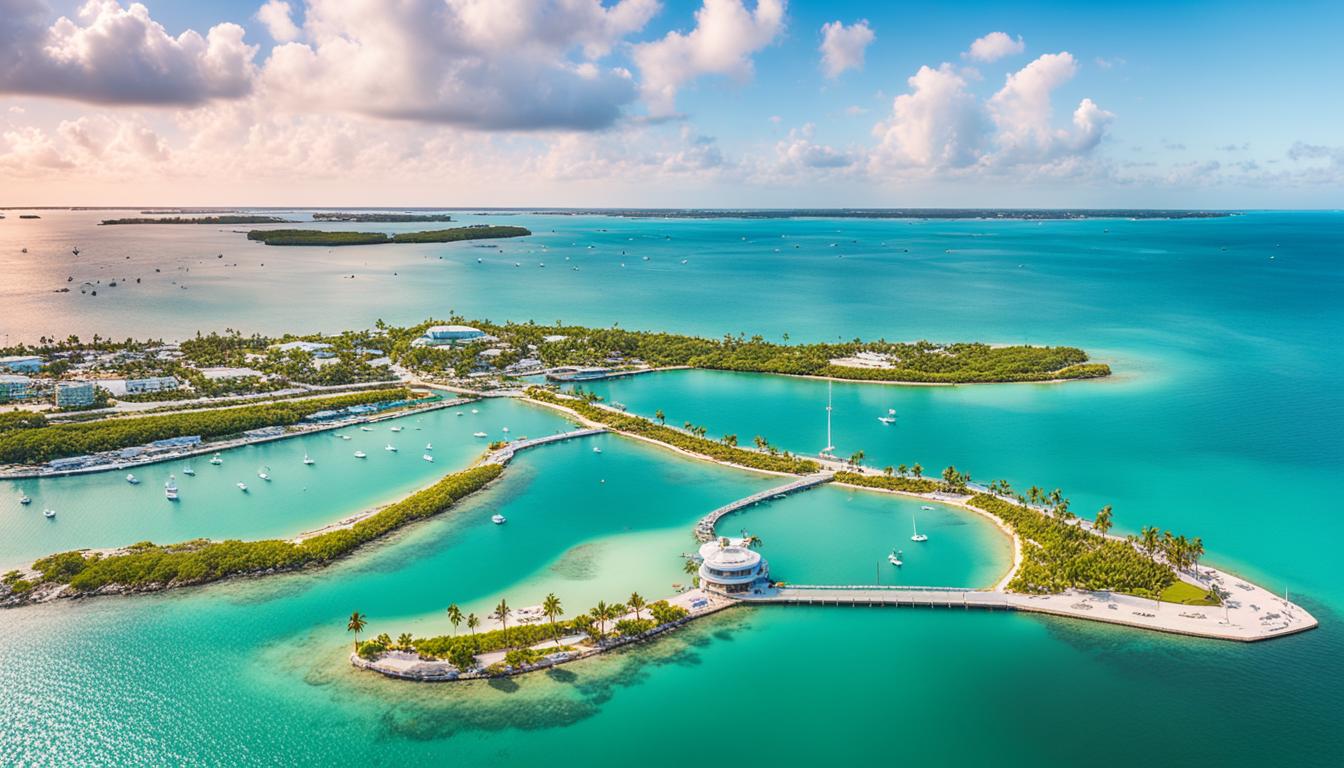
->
697, 540, 769, 595
0, 355, 43, 373
0, 374, 33, 401
272, 340, 335, 358
412, 325, 492, 347
55, 381, 96, 407
126, 376, 179, 394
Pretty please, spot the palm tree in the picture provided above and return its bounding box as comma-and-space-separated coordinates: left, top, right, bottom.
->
542, 593, 564, 645
911, 463, 923, 479
397, 632, 414, 650
850, 450, 865, 467
742, 534, 762, 549
590, 601, 614, 637
627, 592, 646, 621
491, 599, 511, 647
1138, 526, 1159, 556
897, 464, 907, 477
1048, 488, 1063, 506
683, 420, 693, 431
1094, 505, 1114, 536
1190, 537, 1205, 575
446, 603, 463, 635
683, 558, 700, 585
466, 613, 479, 636
722, 434, 738, 447
655, 409, 665, 425
1028, 486, 1042, 506
753, 435, 767, 450
346, 611, 367, 652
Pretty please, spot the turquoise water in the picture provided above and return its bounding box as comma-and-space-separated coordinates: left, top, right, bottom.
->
0, 398, 576, 568
1, 211, 1342, 764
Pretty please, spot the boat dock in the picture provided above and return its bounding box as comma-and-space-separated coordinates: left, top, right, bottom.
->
695, 471, 835, 542
486, 427, 607, 464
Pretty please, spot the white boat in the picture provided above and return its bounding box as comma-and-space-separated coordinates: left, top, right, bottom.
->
303, 454, 314, 465
340, 435, 352, 441
470, 408, 479, 414
258, 469, 271, 481
425, 443, 433, 451
491, 514, 506, 525
592, 446, 602, 453
456, 412, 464, 417
389, 426, 402, 433
422, 454, 434, 462
210, 453, 223, 465
360, 426, 373, 432
44, 508, 56, 519
911, 516, 928, 543
126, 473, 140, 485
182, 466, 195, 476
920, 505, 935, 511
354, 451, 367, 458
878, 409, 897, 425
819, 381, 836, 457
385, 444, 398, 452
165, 476, 179, 500
472, 431, 487, 438
501, 426, 509, 433
19, 494, 32, 505
237, 482, 248, 492
888, 549, 903, 566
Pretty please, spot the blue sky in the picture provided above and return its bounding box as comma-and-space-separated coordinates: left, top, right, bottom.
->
1, 0, 1341, 207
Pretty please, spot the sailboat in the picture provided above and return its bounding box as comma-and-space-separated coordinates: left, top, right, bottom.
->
819, 381, 836, 458
44, 508, 56, 518
182, 465, 195, 476
389, 426, 402, 433
165, 475, 179, 500
384, 444, 398, 452
888, 549, 903, 566
19, 494, 32, 505
258, 467, 271, 481
210, 453, 223, 465
911, 516, 928, 542
878, 408, 896, 425
425, 442, 433, 451
422, 453, 434, 462
125, 473, 140, 485
303, 454, 315, 465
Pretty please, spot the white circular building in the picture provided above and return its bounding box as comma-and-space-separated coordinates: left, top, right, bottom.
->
698, 540, 769, 595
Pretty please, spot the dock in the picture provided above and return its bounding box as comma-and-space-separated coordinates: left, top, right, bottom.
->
486, 427, 607, 464
695, 471, 835, 542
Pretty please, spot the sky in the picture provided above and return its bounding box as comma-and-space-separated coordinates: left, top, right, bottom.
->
1, 0, 1341, 208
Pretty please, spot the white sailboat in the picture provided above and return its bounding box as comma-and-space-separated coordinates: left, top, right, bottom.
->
182, 465, 195, 476
44, 508, 56, 518
125, 473, 140, 485
491, 513, 507, 525
258, 467, 271, 481
19, 494, 32, 505
911, 516, 928, 542
237, 482, 249, 492
385, 444, 398, 452
878, 408, 896, 425
210, 453, 223, 465
820, 381, 836, 458
303, 454, 314, 465
165, 475, 179, 500
425, 442, 433, 451
422, 454, 434, 462
888, 549, 903, 566
389, 426, 402, 433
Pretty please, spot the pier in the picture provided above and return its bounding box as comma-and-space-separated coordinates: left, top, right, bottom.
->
694, 471, 835, 542
486, 427, 607, 465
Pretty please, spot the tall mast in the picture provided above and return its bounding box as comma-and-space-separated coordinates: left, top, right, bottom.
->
823, 380, 835, 454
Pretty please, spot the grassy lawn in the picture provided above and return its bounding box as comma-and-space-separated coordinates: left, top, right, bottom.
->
1159, 580, 1221, 606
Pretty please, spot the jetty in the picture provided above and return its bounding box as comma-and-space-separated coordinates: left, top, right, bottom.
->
694, 471, 834, 541
485, 427, 607, 465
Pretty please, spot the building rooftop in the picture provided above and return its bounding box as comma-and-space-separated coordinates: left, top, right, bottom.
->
698, 541, 762, 570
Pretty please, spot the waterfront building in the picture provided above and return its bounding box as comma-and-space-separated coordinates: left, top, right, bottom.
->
273, 341, 335, 358
54, 381, 96, 407
0, 355, 43, 373
0, 374, 34, 401
126, 376, 180, 394
149, 435, 202, 450
243, 426, 287, 439
545, 366, 615, 382
697, 539, 770, 595
411, 325, 492, 347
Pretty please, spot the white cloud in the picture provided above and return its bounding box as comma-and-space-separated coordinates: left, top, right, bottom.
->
988, 52, 1112, 163
819, 19, 874, 78
259, 0, 656, 130
872, 64, 987, 169
777, 124, 854, 169
633, 0, 787, 116
0, 0, 258, 105
256, 0, 301, 43
965, 31, 1025, 63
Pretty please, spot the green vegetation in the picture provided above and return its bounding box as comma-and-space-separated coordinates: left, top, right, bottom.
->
246, 225, 530, 247
313, 213, 454, 222
0, 388, 411, 464
28, 464, 502, 594
101, 216, 293, 225
1159, 580, 1221, 606
833, 471, 938, 493
386, 318, 1109, 384
0, 411, 47, 434
526, 387, 819, 474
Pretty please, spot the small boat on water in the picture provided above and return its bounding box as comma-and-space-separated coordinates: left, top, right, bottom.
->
303, 454, 314, 465
470, 408, 479, 414
44, 508, 56, 519
888, 549, 903, 566
237, 482, 248, 492
385, 444, 398, 452
472, 431, 487, 438
422, 454, 435, 462
389, 426, 402, 433
456, 412, 464, 417
165, 475, 179, 500
126, 474, 140, 485
182, 465, 195, 476
353, 451, 367, 459
19, 494, 32, 505
501, 426, 509, 433
340, 435, 352, 441
920, 505, 934, 511
210, 453, 223, 465
878, 408, 897, 425
911, 517, 928, 543
425, 443, 433, 451
592, 446, 602, 453
258, 468, 271, 481
491, 514, 506, 525
360, 426, 373, 432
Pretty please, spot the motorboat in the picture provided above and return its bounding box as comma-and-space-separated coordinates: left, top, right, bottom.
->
385, 444, 398, 452
19, 494, 32, 505
126, 474, 140, 485
44, 508, 56, 519
389, 426, 402, 433
360, 426, 373, 432
456, 412, 463, 417
911, 517, 928, 543
470, 408, 479, 414
210, 453, 223, 465
182, 465, 195, 476
165, 476, 179, 500
472, 431, 487, 438
425, 443, 433, 451
340, 434, 352, 441
303, 454, 314, 465
878, 409, 897, 425
422, 454, 434, 462
258, 468, 271, 481
888, 549, 903, 566
491, 514, 507, 525
237, 482, 248, 492
354, 451, 367, 458
592, 446, 602, 453
501, 426, 509, 433
920, 505, 935, 511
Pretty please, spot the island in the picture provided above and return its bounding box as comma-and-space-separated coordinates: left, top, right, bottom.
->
100, 216, 295, 225
245, 225, 531, 246
312, 213, 455, 222
533, 208, 1232, 220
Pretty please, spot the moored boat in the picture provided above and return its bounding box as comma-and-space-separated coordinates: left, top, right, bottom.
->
491, 514, 506, 525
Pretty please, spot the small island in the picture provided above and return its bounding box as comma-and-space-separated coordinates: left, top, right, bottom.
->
100, 216, 295, 225
245, 225, 531, 246
312, 213, 455, 223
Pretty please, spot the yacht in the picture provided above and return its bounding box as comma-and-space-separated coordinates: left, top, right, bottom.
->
126, 473, 140, 485
165, 476, 179, 500
592, 445, 602, 453
258, 468, 271, 481
182, 465, 195, 476
389, 426, 402, 433
470, 408, 479, 414
385, 444, 398, 452
911, 517, 928, 543
237, 482, 248, 492
888, 549, 903, 566
19, 494, 32, 505
303, 454, 315, 465
473, 431, 487, 438
920, 505, 934, 511
360, 426, 373, 432
491, 514, 507, 525
353, 451, 367, 459
44, 508, 56, 519
878, 408, 897, 425
422, 454, 435, 462
425, 442, 433, 451
210, 453, 223, 465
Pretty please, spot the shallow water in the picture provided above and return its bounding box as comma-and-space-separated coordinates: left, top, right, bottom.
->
1, 211, 1341, 765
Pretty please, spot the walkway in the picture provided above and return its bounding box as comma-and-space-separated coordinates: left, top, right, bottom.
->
694, 471, 835, 541
485, 427, 607, 465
